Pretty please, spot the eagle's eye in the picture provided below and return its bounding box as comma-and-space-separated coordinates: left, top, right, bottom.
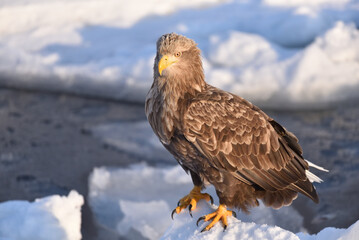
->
175, 51, 182, 57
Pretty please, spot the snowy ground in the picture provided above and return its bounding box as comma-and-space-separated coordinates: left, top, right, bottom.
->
1, 0, 359, 107
162, 202, 359, 240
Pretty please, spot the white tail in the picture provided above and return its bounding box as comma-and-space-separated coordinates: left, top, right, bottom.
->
306, 159, 329, 172
305, 159, 328, 183
305, 170, 323, 183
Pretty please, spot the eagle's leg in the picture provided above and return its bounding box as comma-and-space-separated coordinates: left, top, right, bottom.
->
171, 170, 213, 218
171, 185, 213, 219
196, 204, 236, 232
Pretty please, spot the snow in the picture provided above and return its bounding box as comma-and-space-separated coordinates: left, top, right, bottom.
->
263, 0, 352, 7
162, 201, 299, 240
88, 164, 193, 240
88, 163, 359, 240
0, 190, 84, 240
1, 0, 359, 108
163, 204, 359, 240
206, 21, 359, 107
88, 163, 305, 240
297, 220, 359, 240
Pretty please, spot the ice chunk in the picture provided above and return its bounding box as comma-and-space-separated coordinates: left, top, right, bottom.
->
0, 191, 84, 240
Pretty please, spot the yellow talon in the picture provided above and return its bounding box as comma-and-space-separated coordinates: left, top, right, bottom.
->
171, 186, 213, 219
197, 204, 235, 232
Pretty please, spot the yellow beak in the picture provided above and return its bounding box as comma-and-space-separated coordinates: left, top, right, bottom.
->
158, 55, 177, 76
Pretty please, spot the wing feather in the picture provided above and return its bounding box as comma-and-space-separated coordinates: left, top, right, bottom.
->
183, 87, 318, 202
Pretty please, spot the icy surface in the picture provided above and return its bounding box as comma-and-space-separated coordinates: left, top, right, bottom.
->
303, 219, 359, 240
88, 163, 305, 240
0, 191, 84, 240
163, 207, 359, 240
162, 201, 299, 240
1, 0, 359, 108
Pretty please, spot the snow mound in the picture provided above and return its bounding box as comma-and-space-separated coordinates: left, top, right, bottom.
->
88, 164, 305, 240
298, 220, 359, 240
88, 164, 193, 240
162, 201, 299, 240
0, 190, 84, 240
286, 21, 359, 105
206, 21, 359, 107
208, 31, 279, 68
163, 203, 359, 240
263, 0, 351, 7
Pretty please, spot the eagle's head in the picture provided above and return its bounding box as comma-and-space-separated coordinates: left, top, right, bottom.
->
154, 33, 204, 87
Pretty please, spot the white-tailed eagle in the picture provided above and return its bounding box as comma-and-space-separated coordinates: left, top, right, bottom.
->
145, 33, 327, 231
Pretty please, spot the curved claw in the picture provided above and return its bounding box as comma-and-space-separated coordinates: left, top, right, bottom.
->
189, 204, 193, 218
171, 208, 177, 220
177, 201, 180, 207
209, 195, 214, 205
196, 216, 205, 226
201, 227, 208, 233
223, 224, 227, 232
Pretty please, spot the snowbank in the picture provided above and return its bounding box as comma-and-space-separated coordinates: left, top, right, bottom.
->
206, 21, 359, 107
0, 0, 359, 108
162, 201, 299, 240
88, 164, 305, 240
163, 202, 359, 240
298, 220, 359, 240
88, 163, 359, 240
0, 191, 84, 240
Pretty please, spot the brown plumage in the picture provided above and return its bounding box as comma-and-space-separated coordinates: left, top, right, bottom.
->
145, 33, 325, 230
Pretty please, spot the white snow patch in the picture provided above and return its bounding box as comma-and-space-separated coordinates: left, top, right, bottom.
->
88, 164, 192, 240
263, 0, 351, 7
163, 204, 359, 240
208, 31, 279, 68
206, 21, 359, 107
161, 201, 299, 240
286, 22, 359, 105
117, 200, 171, 240
0, 190, 84, 240
297, 220, 359, 240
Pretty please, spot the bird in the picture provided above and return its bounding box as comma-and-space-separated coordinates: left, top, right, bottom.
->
145, 33, 327, 232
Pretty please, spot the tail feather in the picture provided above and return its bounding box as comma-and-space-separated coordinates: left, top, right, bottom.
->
261, 189, 298, 209
306, 170, 323, 183
304, 159, 328, 184
291, 179, 319, 203
305, 159, 329, 172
